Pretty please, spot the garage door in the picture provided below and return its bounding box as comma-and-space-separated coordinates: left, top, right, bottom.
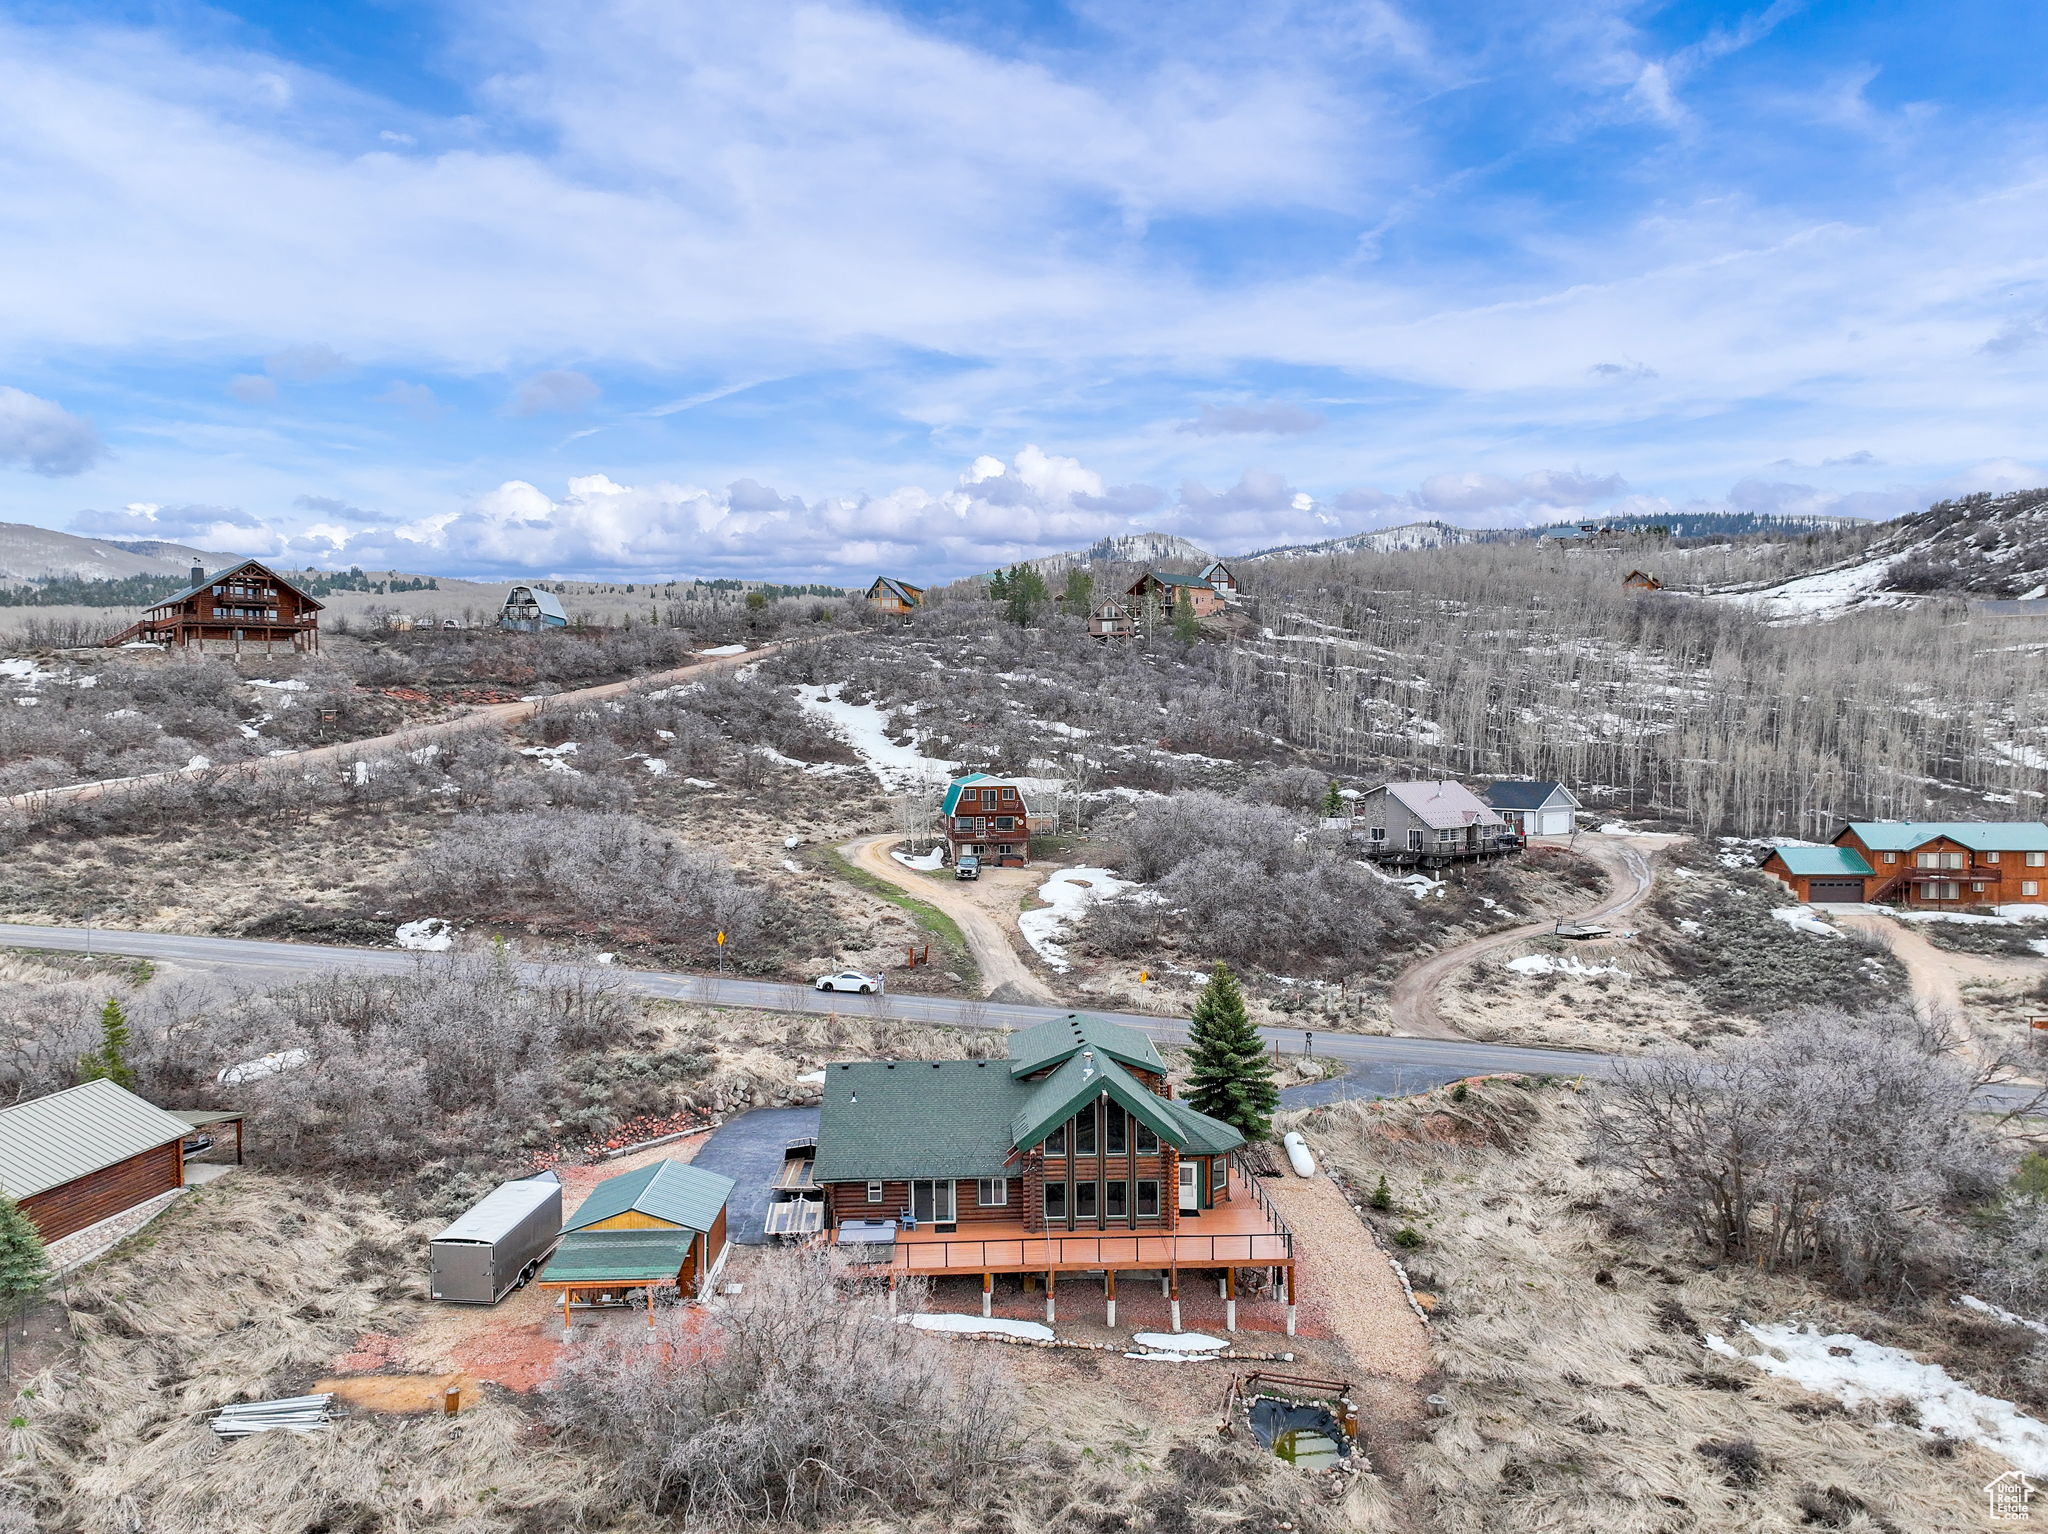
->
1537, 810, 1572, 835
1806, 880, 1865, 903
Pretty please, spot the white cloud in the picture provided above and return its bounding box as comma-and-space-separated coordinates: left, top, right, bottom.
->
509, 370, 600, 417
68, 501, 271, 549
1178, 402, 1326, 435
226, 374, 279, 405
374, 380, 442, 420
0, 386, 102, 476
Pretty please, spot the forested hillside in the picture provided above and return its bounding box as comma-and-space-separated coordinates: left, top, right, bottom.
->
1879, 486, 2048, 597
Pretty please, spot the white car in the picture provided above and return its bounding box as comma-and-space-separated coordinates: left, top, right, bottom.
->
814, 970, 885, 994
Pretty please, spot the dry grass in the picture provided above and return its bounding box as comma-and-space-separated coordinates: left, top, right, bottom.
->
1289, 1078, 2017, 1533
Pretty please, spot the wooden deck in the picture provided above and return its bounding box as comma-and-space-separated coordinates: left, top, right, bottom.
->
885, 1171, 1291, 1276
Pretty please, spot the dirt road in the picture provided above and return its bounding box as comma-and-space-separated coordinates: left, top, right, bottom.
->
1387, 833, 1674, 1039
1836, 912, 2044, 1054
4, 643, 777, 812
841, 834, 1059, 1004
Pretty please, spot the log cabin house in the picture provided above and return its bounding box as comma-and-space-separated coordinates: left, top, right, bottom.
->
0, 1080, 230, 1244
1762, 821, 2048, 907
1352, 780, 1522, 865
812, 1015, 1296, 1333
1126, 571, 1225, 620
102, 560, 322, 653
941, 772, 1038, 867
865, 577, 924, 617
533, 1158, 735, 1328
1623, 570, 1664, 591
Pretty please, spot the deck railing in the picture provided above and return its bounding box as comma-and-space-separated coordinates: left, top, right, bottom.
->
891, 1228, 1292, 1272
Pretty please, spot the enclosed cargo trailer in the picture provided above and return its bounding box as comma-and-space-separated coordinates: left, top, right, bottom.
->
429, 1172, 563, 1304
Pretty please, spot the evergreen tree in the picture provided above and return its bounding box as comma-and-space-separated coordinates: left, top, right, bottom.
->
78, 997, 134, 1089
0, 1196, 47, 1313
1183, 963, 1278, 1140
1004, 565, 1050, 626
1171, 599, 1201, 644
1321, 780, 1345, 818
987, 569, 1010, 601
1061, 567, 1093, 611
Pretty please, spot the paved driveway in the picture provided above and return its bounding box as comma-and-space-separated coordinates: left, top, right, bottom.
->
692, 1106, 821, 1246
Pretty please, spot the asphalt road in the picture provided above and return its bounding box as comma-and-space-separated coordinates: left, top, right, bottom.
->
0, 922, 1617, 1104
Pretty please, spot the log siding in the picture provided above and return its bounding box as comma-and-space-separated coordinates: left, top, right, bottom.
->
19, 1139, 182, 1244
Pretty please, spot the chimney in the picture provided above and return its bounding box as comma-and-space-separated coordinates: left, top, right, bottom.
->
190, 564, 205, 586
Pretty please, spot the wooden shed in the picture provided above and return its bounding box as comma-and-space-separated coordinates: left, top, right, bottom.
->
0, 1080, 199, 1244
534, 1159, 735, 1327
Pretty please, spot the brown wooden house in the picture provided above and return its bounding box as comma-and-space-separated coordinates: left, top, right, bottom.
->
1126, 571, 1224, 620
1623, 570, 1664, 591
1087, 598, 1136, 641
533, 1158, 735, 1328
104, 559, 323, 654
865, 577, 924, 617
1764, 821, 2048, 907
813, 1015, 1295, 1333
941, 773, 1038, 866
0, 1079, 207, 1244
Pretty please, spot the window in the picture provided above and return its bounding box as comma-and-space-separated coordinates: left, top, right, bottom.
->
1073, 1182, 1098, 1219
2030, 853, 2047, 868
982, 789, 999, 805
1211, 1160, 1229, 1194
1987, 852, 2003, 864
2024, 881, 2041, 896
995, 816, 1015, 831
865, 1181, 884, 1203
1134, 1121, 1158, 1153
909, 1180, 955, 1224
1883, 852, 1898, 864
1104, 1103, 1127, 1155
1043, 1184, 1066, 1220
1436, 828, 1461, 843
1001, 788, 1016, 801
1044, 1125, 1066, 1156
976, 1178, 1007, 1207
1073, 1110, 1096, 1155
1972, 882, 1987, 893
1368, 826, 1386, 843
1105, 1180, 1128, 1218
1927, 881, 1959, 901
1916, 852, 1939, 869
1135, 1180, 1160, 1217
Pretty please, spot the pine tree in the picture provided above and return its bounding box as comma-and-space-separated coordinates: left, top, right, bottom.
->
1321, 780, 1345, 818
1171, 599, 1201, 644
1061, 568, 1093, 611
988, 569, 1010, 601
1183, 963, 1278, 1141
0, 1197, 47, 1311
78, 997, 134, 1089
1004, 566, 1049, 626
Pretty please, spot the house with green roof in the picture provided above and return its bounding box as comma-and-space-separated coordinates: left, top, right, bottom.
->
1126, 570, 1224, 619
940, 772, 1037, 867
1761, 821, 2048, 906
814, 1013, 1246, 1236
533, 1158, 736, 1327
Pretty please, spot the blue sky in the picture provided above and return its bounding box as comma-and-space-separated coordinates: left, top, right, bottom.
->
1, 0, 2046, 581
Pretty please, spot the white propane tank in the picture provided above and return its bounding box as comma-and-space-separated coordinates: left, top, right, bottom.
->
1282, 1131, 1316, 1178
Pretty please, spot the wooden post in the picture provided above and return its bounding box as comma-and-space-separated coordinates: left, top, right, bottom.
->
1284, 1264, 1297, 1338
981, 1272, 993, 1319
561, 1289, 573, 1332
1224, 1267, 1237, 1334
1104, 1269, 1117, 1330
888, 1275, 898, 1315
1168, 1266, 1181, 1333
442, 1382, 461, 1416
1045, 1269, 1056, 1327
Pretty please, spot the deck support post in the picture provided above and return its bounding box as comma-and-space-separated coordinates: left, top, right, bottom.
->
561, 1289, 574, 1333
887, 1276, 898, 1316
981, 1272, 992, 1319
1284, 1265, 1297, 1337
1045, 1270, 1056, 1327
1167, 1267, 1181, 1333
1104, 1269, 1116, 1330
1224, 1267, 1237, 1334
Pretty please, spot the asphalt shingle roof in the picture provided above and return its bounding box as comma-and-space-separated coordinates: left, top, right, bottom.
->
1007, 1014, 1164, 1079
539, 1231, 693, 1285
1372, 781, 1508, 830
812, 1060, 1020, 1181
1772, 846, 1876, 877
1482, 780, 1576, 812
560, 1159, 734, 1236
1844, 821, 2048, 853
0, 1080, 193, 1202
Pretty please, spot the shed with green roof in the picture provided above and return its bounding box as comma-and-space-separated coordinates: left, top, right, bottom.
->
535, 1158, 734, 1326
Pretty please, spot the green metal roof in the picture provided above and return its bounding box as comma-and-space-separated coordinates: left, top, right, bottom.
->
1843, 821, 2048, 853
560, 1159, 734, 1235
539, 1231, 693, 1285
0, 1080, 193, 1202
1140, 572, 1214, 588
940, 774, 1029, 816
812, 1061, 1020, 1181
1771, 846, 1875, 877
1007, 1014, 1164, 1079
1010, 1053, 1188, 1153
1152, 1095, 1248, 1156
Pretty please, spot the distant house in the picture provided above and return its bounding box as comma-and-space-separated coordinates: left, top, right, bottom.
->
534, 1158, 735, 1327
1764, 821, 2048, 907
866, 577, 924, 617
500, 585, 569, 630
811, 1014, 1294, 1333
1197, 560, 1239, 596
104, 559, 323, 654
1352, 780, 1520, 864
941, 773, 1037, 867
1623, 570, 1664, 591
0, 1079, 221, 1244
1127, 571, 1224, 620
1483, 780, 1582, 838
1087, 598, 1136, 641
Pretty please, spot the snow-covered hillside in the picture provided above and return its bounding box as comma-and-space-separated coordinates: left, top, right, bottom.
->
0, 521, 241, 583
1867, 486, 2048, 598
1012, 531, 1216, 577
1242, 521, 1474, 560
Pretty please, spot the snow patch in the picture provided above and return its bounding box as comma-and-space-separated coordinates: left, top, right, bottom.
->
900, 1314, 1054, 1341
695, 644, 748, 657
1507, 953, 1629, 978
892, 846, 946, 872
1019, 867, 1143, 972
395, 918, 455, 951
185, 754, 212, 771
1720, 554, 1907, 622
1771, 908, 1842, 938
1961, 1295, 2048, 1338
793, 682, 958, 790
218, 1048, 310, 1086
1131, 1332, 1226, 1351
1705, 1321, 2048, 1472
520, 741, 580, 773
247, 677, 308, 691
